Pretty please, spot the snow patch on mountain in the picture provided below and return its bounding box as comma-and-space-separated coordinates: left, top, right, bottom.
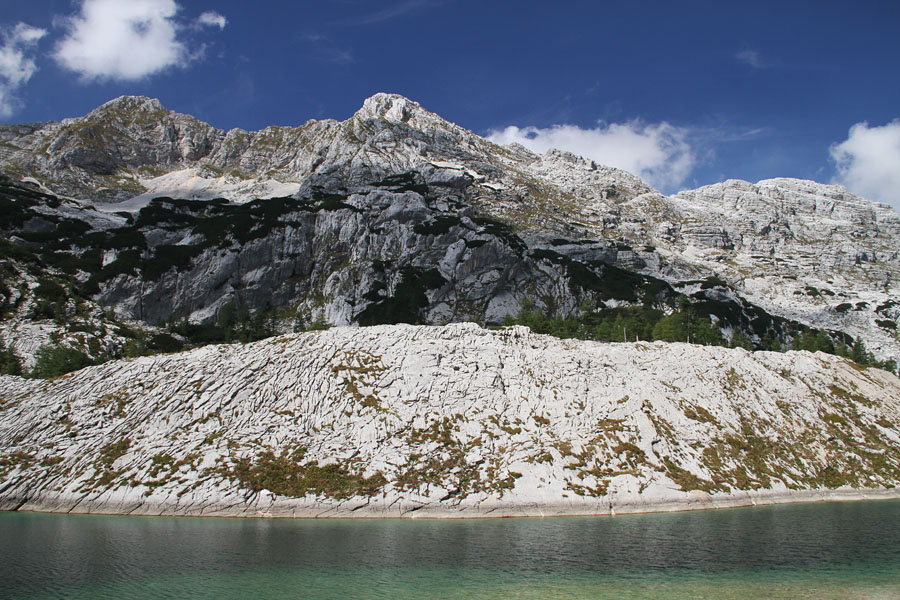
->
100, 167, 303, 212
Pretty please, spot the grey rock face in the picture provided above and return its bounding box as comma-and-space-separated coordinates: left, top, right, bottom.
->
0, 93, 898, 363
0, 173, 669, 337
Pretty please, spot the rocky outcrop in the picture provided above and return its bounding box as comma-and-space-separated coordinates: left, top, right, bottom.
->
0, 93, 506, 204
1, 323, 898, 517
667, 178, 900, 360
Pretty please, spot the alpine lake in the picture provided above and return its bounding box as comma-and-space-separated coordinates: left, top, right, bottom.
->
2, 500, 899, 599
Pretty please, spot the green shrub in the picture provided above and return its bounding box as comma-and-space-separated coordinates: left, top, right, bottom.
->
147, 333, 184, 353
31, 344, 94, 379
0, 339, 22, 376
141, 244, 205, 280
304, 318, 332, 332
356, 267, 447, 326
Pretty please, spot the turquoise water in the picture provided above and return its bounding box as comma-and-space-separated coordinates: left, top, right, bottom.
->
2, 501, 900, 599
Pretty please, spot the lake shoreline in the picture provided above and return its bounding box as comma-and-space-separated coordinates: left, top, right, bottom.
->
4, 486, 899, 519
4, 498, 900, 600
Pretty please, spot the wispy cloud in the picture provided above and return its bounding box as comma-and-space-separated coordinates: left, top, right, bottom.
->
341, 0, 448, 26
735, 48, 766, 69
487, 120, 696, 193
735, 47, 787, 70
693, 125, 774, 143
0, 22, 47, 118
299, 33, 354, 65
53, 0, 226, 82
830, 119, 900, 211
196, 11, 227, 31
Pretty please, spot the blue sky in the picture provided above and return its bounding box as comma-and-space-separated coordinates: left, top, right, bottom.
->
1, 1, 899, 206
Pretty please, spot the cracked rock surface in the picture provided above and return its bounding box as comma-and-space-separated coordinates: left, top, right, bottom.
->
1, 323, 899, 517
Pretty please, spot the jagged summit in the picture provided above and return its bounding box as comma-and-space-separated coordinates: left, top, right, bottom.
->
90, 92, 436, 131
673, 177, 900, 229
71, 95, 183, 130
352, 93, 473, 137
95, 95, 166, 112
685, 176, 859, 205
356, 92, 423, 122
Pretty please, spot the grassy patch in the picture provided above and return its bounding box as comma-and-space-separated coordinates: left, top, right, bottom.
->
662, 456, 717, 493
0, 451, 36, 478
224, 447, 386, 500
683, 405, 718, 424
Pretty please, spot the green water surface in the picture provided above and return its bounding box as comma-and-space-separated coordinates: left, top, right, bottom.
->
2, 500, 899, 599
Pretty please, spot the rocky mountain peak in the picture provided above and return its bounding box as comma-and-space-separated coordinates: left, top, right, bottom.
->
353, 92, 472, 142
95, 94, 166, 113
674, 177, 900, 229
75, 95, 176, 127
356, 92, 427, 123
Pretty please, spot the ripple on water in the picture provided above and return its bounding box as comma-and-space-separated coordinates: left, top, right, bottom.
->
1, 500, 899, 600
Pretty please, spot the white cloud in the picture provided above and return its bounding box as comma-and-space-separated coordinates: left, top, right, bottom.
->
53, 0, 183, 80
0, 23, 47, 117
53, 0, 225, 81
830, 120, 900, 210
487, 120, 696, 192
197, 11, 227, 30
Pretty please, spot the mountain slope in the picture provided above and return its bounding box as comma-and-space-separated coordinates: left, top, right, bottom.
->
0, 93, 898, 365
2, 172, 877, 377
1, 324, 899, 517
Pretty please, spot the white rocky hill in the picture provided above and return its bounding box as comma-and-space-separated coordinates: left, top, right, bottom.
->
1, 323, 898, 517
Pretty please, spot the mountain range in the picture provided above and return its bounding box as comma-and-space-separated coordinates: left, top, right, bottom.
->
1, 93, 898, 368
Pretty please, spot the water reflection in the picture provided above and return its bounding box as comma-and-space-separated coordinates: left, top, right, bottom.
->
2, 500, 899, 599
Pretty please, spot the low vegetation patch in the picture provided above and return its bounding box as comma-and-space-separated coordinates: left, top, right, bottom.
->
356, 266, 447, 326
0, 451, 36, 478
223, 447, 386, 500
31, 345, 95, 379
502, 299, 896, 374
0, 339, 22, 376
